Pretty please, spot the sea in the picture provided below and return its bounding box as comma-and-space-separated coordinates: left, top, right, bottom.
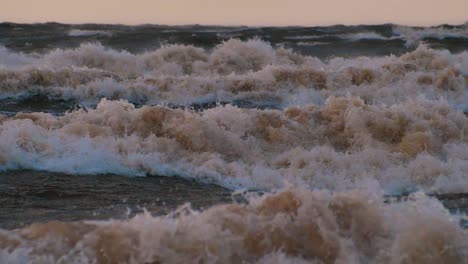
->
0, 22, 467, 263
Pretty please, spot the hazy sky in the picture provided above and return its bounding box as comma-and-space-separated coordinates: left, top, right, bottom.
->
2, 0, 467, 26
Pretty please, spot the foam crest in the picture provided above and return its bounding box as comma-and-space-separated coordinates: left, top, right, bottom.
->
0, 97, 466, 193
0, 187, 465, 263
0, 42, 466, 110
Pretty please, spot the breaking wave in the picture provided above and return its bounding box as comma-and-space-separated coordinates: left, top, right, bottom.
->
0, 97, 466, 193
0, 37, 467, 263
393, 25, 468, 47
0, 40, 467, 110
0, 187, 466, 263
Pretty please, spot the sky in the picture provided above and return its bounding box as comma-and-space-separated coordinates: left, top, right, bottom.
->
1, 0, 467, 26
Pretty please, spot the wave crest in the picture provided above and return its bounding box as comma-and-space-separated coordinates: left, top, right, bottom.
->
0, 97, 466, 193
0, 187, 465, 263
0, 42, 466, 110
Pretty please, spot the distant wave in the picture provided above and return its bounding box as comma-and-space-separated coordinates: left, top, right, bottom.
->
1, 23, 467, 59
283, 25, 468, 46
284, 32, 396, 41
283, 35, 325, 40
68, 29, 112, 37
393, 25, 468, 47
342, 32, 396, 41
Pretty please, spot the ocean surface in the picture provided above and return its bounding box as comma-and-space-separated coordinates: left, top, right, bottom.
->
0, 22, 467, 263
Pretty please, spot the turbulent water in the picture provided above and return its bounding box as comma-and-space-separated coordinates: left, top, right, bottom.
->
0, 23, 467, 263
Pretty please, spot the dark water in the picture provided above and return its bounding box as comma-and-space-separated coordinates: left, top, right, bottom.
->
0, 171, 231, 229
0, 95, 77, 116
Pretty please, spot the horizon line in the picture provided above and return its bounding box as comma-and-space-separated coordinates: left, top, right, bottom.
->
1, 20, 467, 28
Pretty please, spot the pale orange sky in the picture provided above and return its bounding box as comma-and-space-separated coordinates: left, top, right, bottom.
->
1, 0, 467, 26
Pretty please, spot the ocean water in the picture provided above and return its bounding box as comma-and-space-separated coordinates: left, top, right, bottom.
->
0, 22, 467, 263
